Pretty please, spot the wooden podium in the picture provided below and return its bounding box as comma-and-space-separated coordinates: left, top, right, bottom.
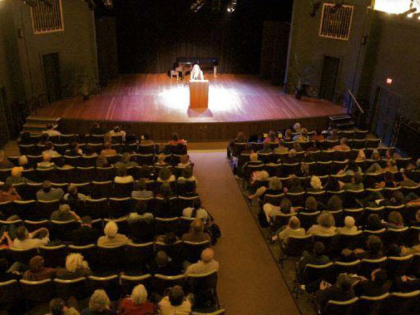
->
189, 80, 209, 109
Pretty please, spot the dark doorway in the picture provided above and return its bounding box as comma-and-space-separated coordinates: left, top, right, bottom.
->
0, 87, 10, 147
42, 53, 62, 102
319, 56, 340, 101
372, 87, 400, 146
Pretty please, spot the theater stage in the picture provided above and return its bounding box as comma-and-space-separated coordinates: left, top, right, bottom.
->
37, 74, 346, 141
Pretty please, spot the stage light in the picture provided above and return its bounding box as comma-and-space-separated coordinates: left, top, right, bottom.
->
386, 78, 393, 85
226, 0, 237, 13
374, 0, 416, 14
400, 7, 417, 18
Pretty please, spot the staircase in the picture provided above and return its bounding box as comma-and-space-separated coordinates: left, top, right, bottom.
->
23, 116, 61, 134
329, 114, 355, 130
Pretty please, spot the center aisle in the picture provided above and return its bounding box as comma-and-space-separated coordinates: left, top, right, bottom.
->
189, 151, 300, 315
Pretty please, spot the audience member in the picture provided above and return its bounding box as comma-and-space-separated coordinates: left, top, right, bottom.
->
169, 132, 187, 146
82, 289, 114, 315
100, 142, 117, 157
48, 298, 80, 315
337, 216, 358, 235
109, 125, 126, 142
354, 269, 389, 297
178, 155, 191, 168
13, 226, 49, 249
97, 221, 129, 246
131, 179, 154, 198
114, 153, 138, 168
277, 216, 305, 243
51, 204, 81, 222
43, 142, 61, 158
0, 184, 21, 202
6, 167, 31, 185
182, 219, 211, 242
158, 285, 191, 315
273, 139, 289, 154
23, 255, 56, 281
43, 124, 61, 137
96, 153, 110, 167
90, 122, 106, 135
157, 167, 175, 183
114, 166, 134, 184
315, 274, 355, 313
71, 216, 100, 246
307, 211, 336, 236
65, 142, 83, 156
185, 248, 219, 275
182, 199, 210, 224
57, 253, 92, 279
36, 181, 63, 201
127, 202, 153, 223
18, 155, 31, 170
118, 284, 157, 315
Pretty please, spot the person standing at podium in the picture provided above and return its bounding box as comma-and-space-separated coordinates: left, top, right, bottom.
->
190, 64, 204, 81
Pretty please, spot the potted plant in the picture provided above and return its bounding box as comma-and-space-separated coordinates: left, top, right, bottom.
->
289, 53, 316, 100
72, 70, 99, 101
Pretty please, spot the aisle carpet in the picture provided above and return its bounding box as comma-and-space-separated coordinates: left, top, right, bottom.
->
190, 151, 300, 315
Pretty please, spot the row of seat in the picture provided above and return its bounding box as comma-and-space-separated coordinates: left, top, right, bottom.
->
0, 194, 200, 218
6, 240, 211, 269
18, 141, 187, 155
278, 228, 420, 265
318, 291, 420, 315
232, 137, 381, 155
1, 215, 201, 241
0, 271, 219, 312
0, 166, 195, 185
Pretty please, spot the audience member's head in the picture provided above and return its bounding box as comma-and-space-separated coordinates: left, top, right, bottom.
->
89, 289, 110, 312
65, 253, 88, 272
280, 198, 292, 214
310, 176, 322, 190
367, 235, 383, 255
104, 221, 119, 238
11, 167, 23, 178
159, 167, 172, 181
327, 195, 343, 211
42, 180, 52, 193
28, 255, 46, 274
317, 211, 335, 228
289, 216, 301, 230
190, 218, 205, 235
49, 298, 66, 315
155, 251, 169, 267
201, 248, 215, 263
372, 269, 388, 286
18, 155, 29, 167
168, 285, 185, 306
313, 241, 326, 257
116, 165, 128, 177
388, 211, 404, 227
305, 196, 318, 212
336, 274, 353, 293
130, 284, 148, 305
344, 216, 356, 230
269, 177, 282, 190
250, 153, 258, 162
15, 226, 29, 241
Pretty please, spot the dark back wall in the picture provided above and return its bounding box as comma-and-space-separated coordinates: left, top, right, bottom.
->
360, 11, 420, 122
114, 0, 292, 74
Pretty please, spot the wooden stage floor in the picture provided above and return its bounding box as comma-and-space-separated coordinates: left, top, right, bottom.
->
38, 74, 346, 140
38, 74, 345, 123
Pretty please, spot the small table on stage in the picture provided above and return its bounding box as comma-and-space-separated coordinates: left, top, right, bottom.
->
189, 80, 209, 109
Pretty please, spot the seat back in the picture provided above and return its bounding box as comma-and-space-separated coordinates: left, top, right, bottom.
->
9, 247, 38, 265
323, 297, 359, 315
88, 275, 120, 301
358, 293, 389, 315
20, 279, 54, 302
187, 271, 219, 309
54, 277, 89, 300
153, 274, 186, 296
40, 244, 67, 268
386, 291, 420, 314
96, 245, 126, 272
360, 257, 388, 278
303, 262, 334, 285
0, 280, 21, 304
183, 241, 211, 263
124, 242, 154, 272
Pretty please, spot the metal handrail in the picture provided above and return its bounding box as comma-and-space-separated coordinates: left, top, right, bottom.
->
348, 89, 365, 114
